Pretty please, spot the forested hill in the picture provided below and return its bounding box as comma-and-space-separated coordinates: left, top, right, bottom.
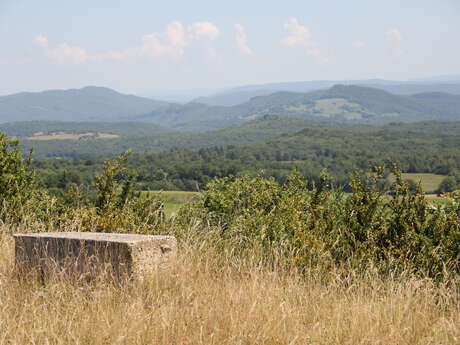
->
8, 116, 460, 159
194, 80, 460, 106
142, 85, 460, 130
16, 116, 356, 158
0, 86, 167, 123
2, 85, 460, 129
34, 125, 460, 192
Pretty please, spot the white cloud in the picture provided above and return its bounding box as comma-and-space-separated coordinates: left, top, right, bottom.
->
34, 35, 48, 48
386, 28, 403, 56
189, 22, 220, 40
35, 35, 88, 64
386, 28, 403, 42
282, 18, 323, 60
188, 22, 220, 60
235, 24, 252, 56
47, 43, 89, 64
140, 33, 170, 58
92, 50, 131, 61
352, 40, 366, 48
140, 21, 188, 59
35, 20, 221, 64
165, 21, 187, 46
282, 18, 311, 47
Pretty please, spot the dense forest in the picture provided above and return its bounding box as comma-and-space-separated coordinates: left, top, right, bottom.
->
4, 117, 460, 159
13, 116, 370, 158
33, 126, 460, 192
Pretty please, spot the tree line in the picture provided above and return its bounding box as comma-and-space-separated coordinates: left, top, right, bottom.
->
32, 128, 460, 193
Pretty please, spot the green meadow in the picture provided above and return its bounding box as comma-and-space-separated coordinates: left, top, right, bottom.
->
144, 191, 201, 217
388, 173, 446, 194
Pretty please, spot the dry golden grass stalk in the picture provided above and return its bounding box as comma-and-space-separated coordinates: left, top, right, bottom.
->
0, 233, 458, 345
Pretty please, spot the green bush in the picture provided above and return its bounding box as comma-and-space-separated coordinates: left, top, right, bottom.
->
2, 132, 458, 279
177, 166, 460, 278
57, 151, 166, 234
0, 134, 56, 224
438, 171, 460, 193
0, 133, 165, 233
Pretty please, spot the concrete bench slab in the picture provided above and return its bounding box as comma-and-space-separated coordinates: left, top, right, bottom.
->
14, 232, 177, 281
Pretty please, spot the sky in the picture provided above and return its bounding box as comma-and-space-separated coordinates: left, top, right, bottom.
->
0, 0, 459, 95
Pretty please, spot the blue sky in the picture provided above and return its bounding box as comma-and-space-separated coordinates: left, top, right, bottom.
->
0, 0, 459, 95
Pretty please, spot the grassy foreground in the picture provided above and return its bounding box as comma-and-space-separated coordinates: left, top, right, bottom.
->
1, 135, 459, 344
1, 231, 459, 345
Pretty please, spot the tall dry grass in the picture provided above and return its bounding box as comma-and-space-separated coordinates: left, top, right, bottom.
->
0, 231, 458, 345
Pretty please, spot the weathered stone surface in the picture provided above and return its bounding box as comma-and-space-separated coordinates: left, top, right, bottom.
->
14, 232, 176, 281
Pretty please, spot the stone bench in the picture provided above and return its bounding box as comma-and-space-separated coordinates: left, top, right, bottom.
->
14, 232, 177, 281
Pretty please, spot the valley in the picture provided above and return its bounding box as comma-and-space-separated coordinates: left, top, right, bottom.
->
2, 3, 460, 344
2, 82, 460, 196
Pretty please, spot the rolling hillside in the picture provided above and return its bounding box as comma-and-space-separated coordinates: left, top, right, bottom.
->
16, 116, 348, 158
0, 86, 167, 123
3, 85, 460, 130
143, 85, 460, 130
194, 80, 460, 106
10, 115, 460, 159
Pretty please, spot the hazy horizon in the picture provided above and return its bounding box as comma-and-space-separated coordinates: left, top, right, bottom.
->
1, 0, 459, 95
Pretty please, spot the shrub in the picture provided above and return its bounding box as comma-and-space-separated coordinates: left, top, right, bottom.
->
0, 134, 165, 234
438, 172, 460, 194
2, 132, 458, 279
0, 134, 56, 225
58, 151, 166, 234
177, 166, 460, 278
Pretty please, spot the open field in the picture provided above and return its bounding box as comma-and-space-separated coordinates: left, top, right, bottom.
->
313, 98, 366, 119
0, 232, 458, 345
25, 131, 120, 141
388, 173, 446, 193
145, 191, 201, 217
148, 191, 201, 203
150, 190, 449, 216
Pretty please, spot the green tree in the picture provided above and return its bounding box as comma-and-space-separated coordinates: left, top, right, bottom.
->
93, 150, 135, 214
438, 176, 458, 194
0, 133, 55, 224
0, 134, 39, 221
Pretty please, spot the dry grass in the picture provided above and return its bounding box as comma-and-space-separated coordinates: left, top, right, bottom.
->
0, 232, 458, 345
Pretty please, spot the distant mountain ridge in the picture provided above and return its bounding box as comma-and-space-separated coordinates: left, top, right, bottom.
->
2, 84, 460, 131
142, 85, 460, 130
0, 86, 167, 123
193, 79, 460, 106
